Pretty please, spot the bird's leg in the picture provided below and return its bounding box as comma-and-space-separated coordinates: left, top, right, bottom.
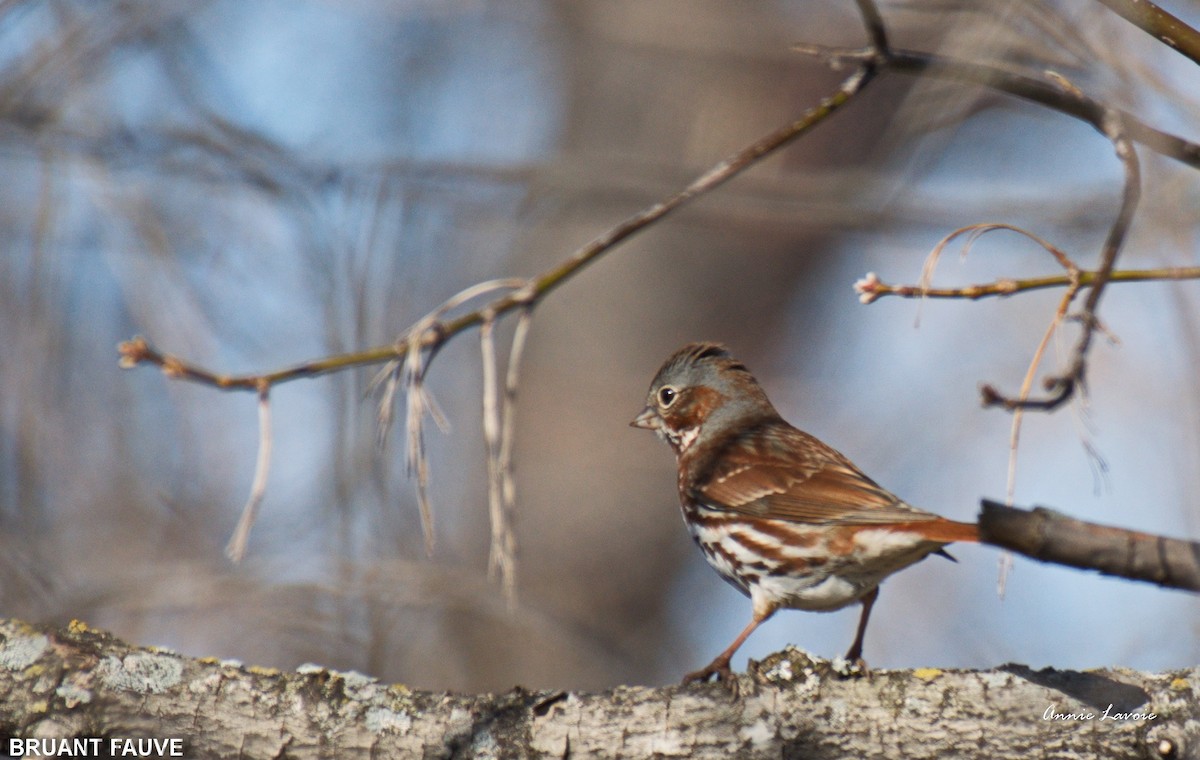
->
843, 586, 879, 670
683, 603, 776, 687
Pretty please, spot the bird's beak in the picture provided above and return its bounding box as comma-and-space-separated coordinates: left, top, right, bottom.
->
630, 406, 659, 430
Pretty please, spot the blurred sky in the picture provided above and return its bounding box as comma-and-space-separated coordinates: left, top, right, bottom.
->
0, 0, 1198, 692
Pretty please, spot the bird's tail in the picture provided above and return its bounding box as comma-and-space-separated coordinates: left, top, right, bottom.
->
911, 517, 980, 544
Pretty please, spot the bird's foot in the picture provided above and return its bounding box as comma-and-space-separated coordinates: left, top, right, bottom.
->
682, 659, 740, 697
832, 655, 870, 679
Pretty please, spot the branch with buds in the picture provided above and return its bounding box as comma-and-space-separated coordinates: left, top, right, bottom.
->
118, 0, 1200, 604
117, 35, 882, 598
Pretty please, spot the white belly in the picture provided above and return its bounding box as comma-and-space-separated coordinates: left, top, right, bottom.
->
687, 508, 942, 612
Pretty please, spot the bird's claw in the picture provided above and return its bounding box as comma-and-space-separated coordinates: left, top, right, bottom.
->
682, 662, 740, 698
832, 655, 870, 679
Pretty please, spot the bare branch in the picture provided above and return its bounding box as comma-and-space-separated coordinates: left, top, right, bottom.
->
854, 0, 889, 54
116, 60, 884, 567
982, 116, 1141, 411
118, 56, 881, 393
1092, 0, 1200, 67
979, 500, 1200, 592
855, 265, 1200, 303
793, 44, 1200, 168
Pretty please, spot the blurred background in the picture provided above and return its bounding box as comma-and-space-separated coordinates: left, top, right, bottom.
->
1, 0, 1198, 693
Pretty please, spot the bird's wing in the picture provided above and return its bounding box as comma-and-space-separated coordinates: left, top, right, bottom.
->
693, 423, 940, 525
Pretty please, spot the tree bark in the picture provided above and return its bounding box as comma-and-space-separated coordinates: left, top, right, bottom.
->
0, 619, 1195, 759
978, 500, 1200, 591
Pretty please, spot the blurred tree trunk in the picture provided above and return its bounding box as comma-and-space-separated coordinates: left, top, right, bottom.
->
0, 619, 1192, 759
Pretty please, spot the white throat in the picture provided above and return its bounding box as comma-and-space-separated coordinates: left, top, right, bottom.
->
666, 425, 700, 454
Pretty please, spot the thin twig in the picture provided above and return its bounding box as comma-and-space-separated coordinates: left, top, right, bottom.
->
886, 223, 1088, 493
1092, 0, 1200, 67
118, 57, 881, 392
376, 278, 526, 439
225, 382, 272, 563
479, 312, 516, 606
118, 59, 882, 568
371, 279, 526, 555
494, 304, 534, 607
903, 223, 1075, 324
373, 353, 404, 447
896, 223, 1087, 595
981, 115, 1142, 411
500, 306, 533, 520
792, 43, 1200, 169
1005, 288, 1079, 499
997, 289, 1081, 597
854, 0, 889, 54
402, 339, 437, 556
855, 265, 1200, 302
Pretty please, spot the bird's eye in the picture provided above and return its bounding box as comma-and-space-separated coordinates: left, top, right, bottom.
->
658, 386, 678, 408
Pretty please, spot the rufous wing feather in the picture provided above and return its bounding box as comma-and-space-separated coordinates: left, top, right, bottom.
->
695, 421, 961, 528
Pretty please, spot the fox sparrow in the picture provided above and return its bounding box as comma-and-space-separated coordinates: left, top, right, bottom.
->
632, 343, 978, 685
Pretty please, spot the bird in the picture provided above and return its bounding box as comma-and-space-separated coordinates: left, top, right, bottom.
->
631, 342, 978, 685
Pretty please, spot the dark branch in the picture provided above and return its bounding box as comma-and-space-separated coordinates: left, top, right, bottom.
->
979, 500, 1200, 592
981, 118, 1140, 411
885, 49, 1200, 168
1093, 0, 1200, 68
794, 44, 1200, 169
853, 0, 889, 53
